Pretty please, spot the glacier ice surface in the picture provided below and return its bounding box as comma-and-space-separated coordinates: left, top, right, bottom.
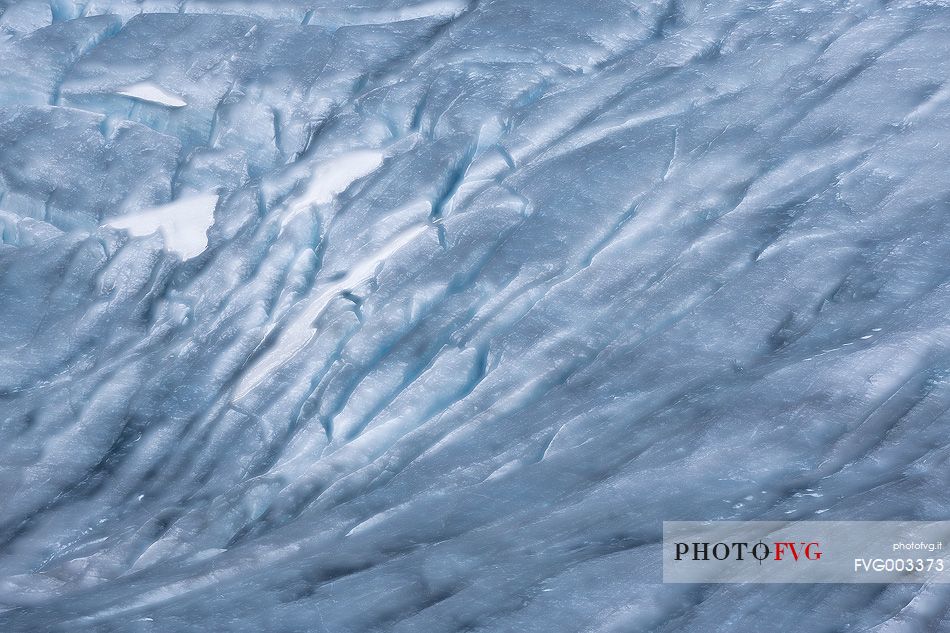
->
1, 0, 950, 631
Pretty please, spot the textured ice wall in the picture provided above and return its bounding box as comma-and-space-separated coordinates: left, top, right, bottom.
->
1, 0, 950, 631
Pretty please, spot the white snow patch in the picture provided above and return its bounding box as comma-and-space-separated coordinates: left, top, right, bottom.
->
280, 150, 385, 229
310, 0, 467, 26
105, 194, 218, 259
300, 150, 384, 206
117, 82, 187, 108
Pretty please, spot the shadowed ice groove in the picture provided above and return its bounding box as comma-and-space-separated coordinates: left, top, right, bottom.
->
1, 0, 950, 631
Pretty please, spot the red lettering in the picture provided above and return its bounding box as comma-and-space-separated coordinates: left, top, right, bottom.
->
774, 542, 801, 561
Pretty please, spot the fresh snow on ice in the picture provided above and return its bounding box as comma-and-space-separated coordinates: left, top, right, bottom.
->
104, 194, 217, 259
117, 82, 188, 108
